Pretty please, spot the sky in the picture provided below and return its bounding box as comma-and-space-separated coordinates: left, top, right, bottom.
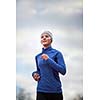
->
16, 0, 83, 100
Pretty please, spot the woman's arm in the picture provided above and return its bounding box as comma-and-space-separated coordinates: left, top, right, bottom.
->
32, 56, 41, 81
41, 52, 66, 75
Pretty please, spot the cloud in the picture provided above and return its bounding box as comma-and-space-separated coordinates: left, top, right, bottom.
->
16, 0, 82, 16
16, 74, 36, 93
38, 0, 82, 16
16, 0, 83, 29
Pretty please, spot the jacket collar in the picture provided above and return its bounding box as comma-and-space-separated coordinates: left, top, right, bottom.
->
42, 46, 52, 53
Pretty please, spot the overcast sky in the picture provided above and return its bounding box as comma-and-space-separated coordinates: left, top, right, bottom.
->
16, 0, 83, 100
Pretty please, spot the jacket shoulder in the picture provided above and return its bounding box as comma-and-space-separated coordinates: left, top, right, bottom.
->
51, 48, 61, 54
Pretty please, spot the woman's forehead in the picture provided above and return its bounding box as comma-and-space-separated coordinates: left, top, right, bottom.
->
41, 33, 50, 36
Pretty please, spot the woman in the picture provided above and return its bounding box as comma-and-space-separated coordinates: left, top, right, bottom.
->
32, 31, 66, 100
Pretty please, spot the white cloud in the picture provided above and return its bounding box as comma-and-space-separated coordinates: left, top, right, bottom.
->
58, 2, 82, 16
16, 29, 41, 65
17, 0, 82, 19
16, 74, 36, 93
35, 0, 82, 16
16, 0, 37, 19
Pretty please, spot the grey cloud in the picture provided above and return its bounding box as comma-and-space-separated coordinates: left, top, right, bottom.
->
16, 0, 83, 29
55, 30, 83, 49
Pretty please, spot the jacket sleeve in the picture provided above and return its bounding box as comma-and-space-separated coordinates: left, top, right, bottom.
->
32, 56, 40, 76
46, 52, 66, 75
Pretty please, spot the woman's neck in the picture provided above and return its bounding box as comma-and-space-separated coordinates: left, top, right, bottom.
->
43, 45, 51, 49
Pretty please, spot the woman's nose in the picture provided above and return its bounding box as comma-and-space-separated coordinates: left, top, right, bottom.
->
43, 36, 46, 39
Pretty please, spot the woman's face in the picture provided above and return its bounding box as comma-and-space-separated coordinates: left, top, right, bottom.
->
41, 33, 52, 47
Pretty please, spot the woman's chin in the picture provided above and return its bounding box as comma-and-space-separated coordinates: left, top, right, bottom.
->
42, 44, 50, 47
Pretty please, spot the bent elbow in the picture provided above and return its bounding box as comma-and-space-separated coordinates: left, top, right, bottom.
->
61, 68, 66, 75
62, 70, 66, 75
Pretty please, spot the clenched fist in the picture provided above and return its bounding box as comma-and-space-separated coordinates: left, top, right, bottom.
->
32, 73, 40, 81
41, 54, 49, 60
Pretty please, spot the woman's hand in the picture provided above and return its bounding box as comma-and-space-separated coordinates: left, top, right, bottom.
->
41, 54, 49, 60
32, 73, 40, 81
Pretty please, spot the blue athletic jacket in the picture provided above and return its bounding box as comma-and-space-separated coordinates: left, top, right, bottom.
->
32, 46, 66, 93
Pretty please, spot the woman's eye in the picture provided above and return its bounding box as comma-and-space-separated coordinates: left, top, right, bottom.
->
41, 36, 44, 38
45, 35, 49, 38
41, 35, 49, 38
